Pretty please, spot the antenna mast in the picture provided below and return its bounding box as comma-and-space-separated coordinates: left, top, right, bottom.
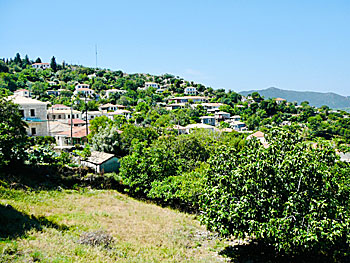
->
95, 44, 98, 68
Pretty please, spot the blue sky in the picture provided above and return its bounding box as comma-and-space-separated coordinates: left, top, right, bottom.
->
1, 0, 349, 95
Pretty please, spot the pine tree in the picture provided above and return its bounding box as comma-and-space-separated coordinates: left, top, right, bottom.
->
50, 56, 57, 72
14, 53, 21, 64
35, 57, 42, 63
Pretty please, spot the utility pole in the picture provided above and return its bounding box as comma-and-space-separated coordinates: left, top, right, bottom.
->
85, 94, 88, 138
70, 105, 73, 145
95, 44, 98, 68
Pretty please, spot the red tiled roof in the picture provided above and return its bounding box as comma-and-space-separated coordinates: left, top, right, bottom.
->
68, 119, 86, 125
57, 126, 90, 138
33, 63, 49, 65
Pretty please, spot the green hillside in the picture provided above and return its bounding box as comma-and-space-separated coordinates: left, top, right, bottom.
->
239, 87, 350, 109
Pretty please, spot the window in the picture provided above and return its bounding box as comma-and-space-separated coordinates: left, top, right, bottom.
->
31, 128, 36, 135
68, 115, 70, 119
58, 115, 61, 119
30, 109, 35, 117
53, 115, 56, 119
19, 110, 24, 117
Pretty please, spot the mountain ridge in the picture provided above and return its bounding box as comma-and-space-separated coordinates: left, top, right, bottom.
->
239, 87, 350, 109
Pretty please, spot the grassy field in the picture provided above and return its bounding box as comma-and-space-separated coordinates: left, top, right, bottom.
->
0, 187, 228, 262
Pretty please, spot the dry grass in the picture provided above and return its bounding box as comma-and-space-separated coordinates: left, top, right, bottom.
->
0, 188, 228, 262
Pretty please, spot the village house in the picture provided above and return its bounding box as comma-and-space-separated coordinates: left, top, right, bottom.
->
168, 96, 209, 104
105, 89, 127, 98
145, 82, 159, 89
74, 87, 95, 97
14, 89, 31, 98
275, 98, 286, 104
185, 123, 216, 134
155, 88, 166, 94
201, 102, 223, 111
247, 131, 268, 147
46, 90, 61, 96
80, 151, 120, 174
68, 118, 86, 127
47, 109, 82, 122
167, 125, 187, 135
200, 116, 216, 126
51, 104, 70, 110
75, 83, 90, 90
214, 111, 231, 122
32, 62, 50, 69
8, 95, 49, 136
56, 126, 90, 146
166, 103, 186, 111
99, 103, 125, 112
230, 121, 247, 131
230, 115, 241, 122
107, 110, 132, 120
82, 111, 104, 121
184, 87, 197, 95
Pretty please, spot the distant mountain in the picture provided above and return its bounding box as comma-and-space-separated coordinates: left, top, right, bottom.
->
239, 87, 350, 109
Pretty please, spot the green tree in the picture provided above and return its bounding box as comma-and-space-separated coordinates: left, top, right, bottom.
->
200, 129, 350, 256
90, 124, 122, 156
0, 96, 28, 167
50, 56, 57, 72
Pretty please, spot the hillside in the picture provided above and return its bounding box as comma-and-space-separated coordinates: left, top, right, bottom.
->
239, 87, 350, 108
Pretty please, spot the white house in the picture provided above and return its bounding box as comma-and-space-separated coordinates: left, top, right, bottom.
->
73, 87, 95, 97
32, 63, 50, 69
215, 111, 231, 122
82, 111, 104, 121
145, 82, 159, 89
166, 103, 186, 111
80, 151, 120, 173
230, 115, 241, 122
275, 98, 286, 105
184, 87, 197, 95
200, 116, 216, 126
168, 96, 209, 104
14, 89, 31, 98
75, 83, 90, 90
155, 88, 166, 94
47, 109, 82, 122
8, 95, 48, 136
185, 123, 216, 134
202, 103, 223, 111
107, 110, 132, 120
230, 121, 247, 131
105, 89, 127, 98
99, 103, 125, 112
247, 131, 268, 147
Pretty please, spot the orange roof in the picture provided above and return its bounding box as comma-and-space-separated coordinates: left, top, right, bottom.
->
33, 63, 49, 65
275, 98, 286, 101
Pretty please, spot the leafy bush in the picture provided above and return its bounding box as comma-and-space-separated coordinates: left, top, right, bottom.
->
119, 141, 179, 195
200, 128, 350, 256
